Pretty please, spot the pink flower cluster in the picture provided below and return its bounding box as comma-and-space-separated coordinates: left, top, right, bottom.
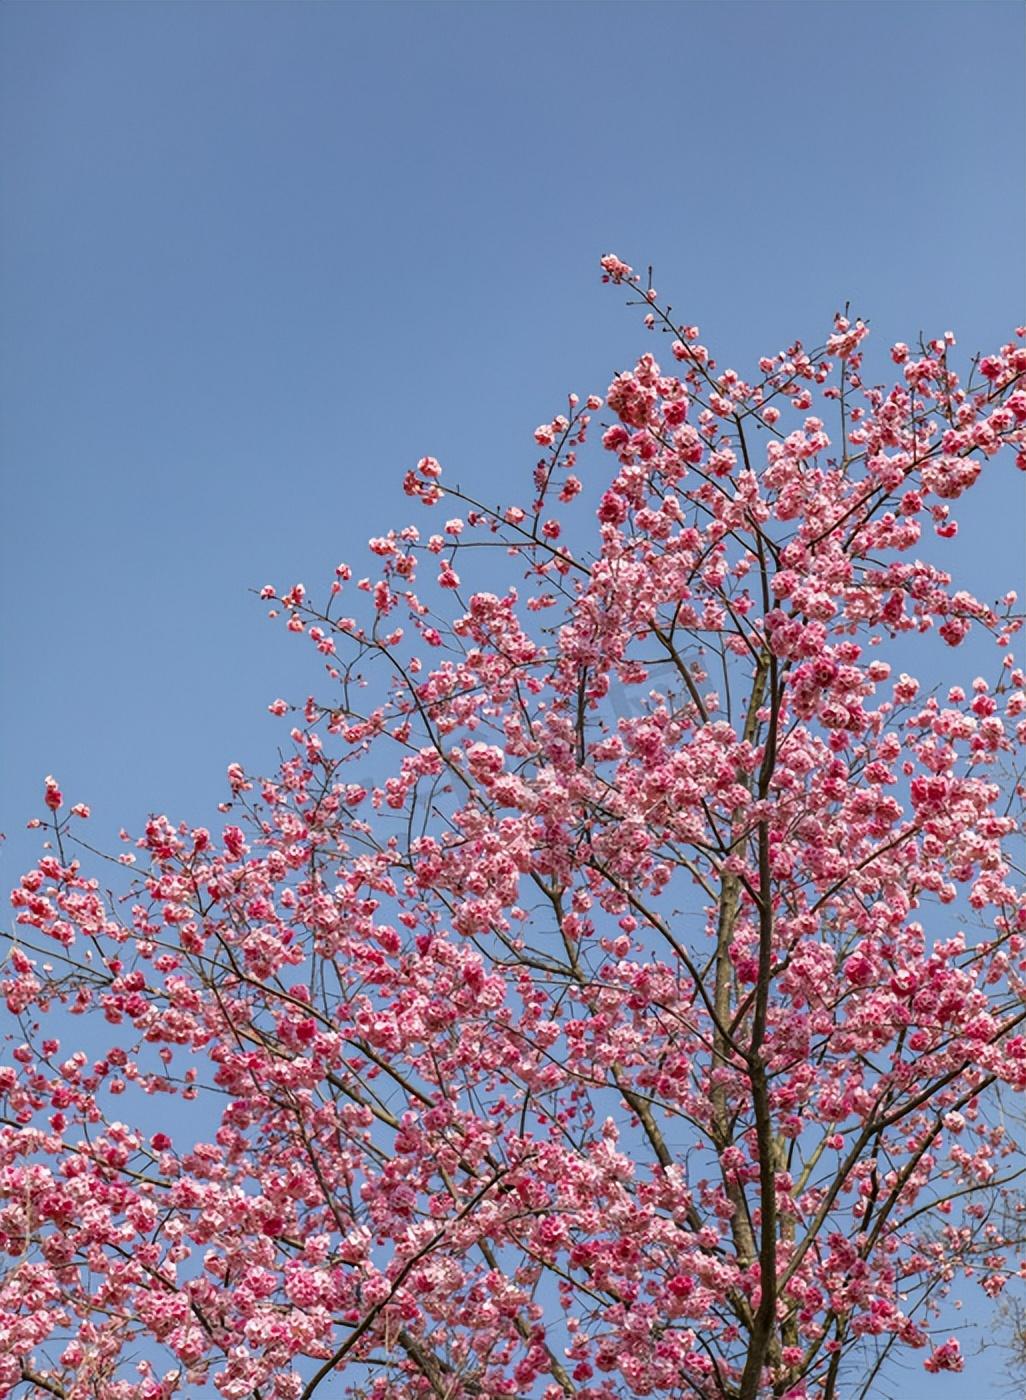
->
4, 262, 1026, 1399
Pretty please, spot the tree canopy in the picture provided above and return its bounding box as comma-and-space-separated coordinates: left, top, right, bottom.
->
4, 259, 1026, 1400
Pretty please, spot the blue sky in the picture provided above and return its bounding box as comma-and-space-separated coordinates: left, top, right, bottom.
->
1, 1, 1023, 1391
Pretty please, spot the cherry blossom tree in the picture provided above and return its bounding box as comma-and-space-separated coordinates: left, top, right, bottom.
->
4, 257, 1026, 1400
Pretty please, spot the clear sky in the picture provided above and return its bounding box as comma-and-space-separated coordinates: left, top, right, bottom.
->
1, 1, 1023, 1391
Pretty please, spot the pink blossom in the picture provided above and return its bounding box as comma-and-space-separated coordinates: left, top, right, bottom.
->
8, 274, 1026, 1400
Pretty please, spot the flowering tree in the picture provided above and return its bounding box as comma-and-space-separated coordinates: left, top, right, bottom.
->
4, 258, 1026, 1400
